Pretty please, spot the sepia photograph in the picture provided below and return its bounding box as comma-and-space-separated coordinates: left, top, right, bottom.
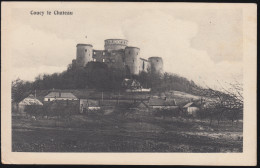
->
1, 2, 257, 165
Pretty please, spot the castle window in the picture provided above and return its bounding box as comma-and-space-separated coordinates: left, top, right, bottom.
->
102, 59, 105, 62
157, 60, 159, 62
93, 51, 96, 55
93, 58, 96, 62
133, 59, 134, 62
129, 51, 131, 54
103, 52, 105, 56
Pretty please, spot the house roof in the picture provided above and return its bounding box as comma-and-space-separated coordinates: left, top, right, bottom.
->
45, 92, 77, 99
149, 98, 176, 106
140, 58, 149, 62
131, 101, 149, 108
183, 102, 193, 108
183, 102, 200, 108
19, 95, 43, 106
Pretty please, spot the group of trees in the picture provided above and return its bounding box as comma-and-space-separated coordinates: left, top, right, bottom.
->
33, 62, 126, 91
12, 78, 34, 103
134, 71, 198, 93
33, 61, 201, 93
147, 78, 243, 125
198, 81, 243, 125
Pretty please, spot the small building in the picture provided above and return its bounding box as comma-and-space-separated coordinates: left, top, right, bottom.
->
183, 102, 200, 117
122, 78, 142, 90
80, 99, 101, 113
148, 98, 177, 109
44, 91, 78, 102
130, 101, 149, 110
122, 78, 151, 92
18, 94, 43, 113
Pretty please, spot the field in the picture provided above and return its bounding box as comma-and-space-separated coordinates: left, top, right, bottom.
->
12, 111, 243, 152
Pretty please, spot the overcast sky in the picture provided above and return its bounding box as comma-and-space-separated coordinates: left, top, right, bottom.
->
9, 3, 243, 88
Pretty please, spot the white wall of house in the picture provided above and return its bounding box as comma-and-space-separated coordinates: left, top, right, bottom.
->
44, 98, 77, 101
18, 104, 25, 113
151, 106, 178, 109
187, 107, 199, 115
80, 99, 100, 113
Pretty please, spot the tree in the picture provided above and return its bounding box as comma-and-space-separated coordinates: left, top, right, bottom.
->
12, 78, 32, 103
201, 80, 243, 125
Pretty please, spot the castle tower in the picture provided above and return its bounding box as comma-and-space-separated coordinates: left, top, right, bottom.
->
104, 39, 128, 51
125, 47, 140, 75
76, 44, 93, 67
148, 57, 163, 74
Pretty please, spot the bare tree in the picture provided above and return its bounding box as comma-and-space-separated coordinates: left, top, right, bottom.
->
201, 80, 243, 125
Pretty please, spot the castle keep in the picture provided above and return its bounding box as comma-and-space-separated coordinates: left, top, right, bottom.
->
72, 39, 163, 75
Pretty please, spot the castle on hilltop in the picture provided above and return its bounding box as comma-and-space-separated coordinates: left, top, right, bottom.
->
72, 39, 163, 75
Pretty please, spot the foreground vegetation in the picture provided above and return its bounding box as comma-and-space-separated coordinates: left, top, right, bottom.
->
12, 111, 242, 152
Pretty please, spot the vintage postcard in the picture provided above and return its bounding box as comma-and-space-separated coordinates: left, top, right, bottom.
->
1, 2, 257, 165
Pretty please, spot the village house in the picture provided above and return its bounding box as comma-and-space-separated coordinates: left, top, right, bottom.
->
18, 94, 43, 113
79, 99, 101, 113
129, 101, 150, 111
183, 102, 200, 117
44, 91, 78, 102
148, 97, 177, 110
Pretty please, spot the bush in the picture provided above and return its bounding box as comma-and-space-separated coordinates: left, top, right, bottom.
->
24, 105, 44, 116
43, 100, 79, 117
154, 108, 180, 117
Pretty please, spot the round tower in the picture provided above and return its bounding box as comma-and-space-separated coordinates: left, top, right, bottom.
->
148, 57, 163, 74
125, 47, 140, 75
76, 44, 93, 67
104, 39, 128, 51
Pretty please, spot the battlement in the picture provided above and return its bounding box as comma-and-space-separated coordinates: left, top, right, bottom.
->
104, 39, 128, 51
76, 44, 93, 47
104, 39, 128, 46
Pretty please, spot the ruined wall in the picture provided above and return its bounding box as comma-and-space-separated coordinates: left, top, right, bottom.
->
93, 49, 125, 69
125, 47, 140, 75
105, 50, 125, 69
76, 44, 93, 67
72, 59, 77, 68
139, 58, 151, 73
93, 50, 106, 62
148, 57, 163, 74
104, 39, 128, 51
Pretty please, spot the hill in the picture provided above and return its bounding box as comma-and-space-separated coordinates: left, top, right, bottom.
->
12, 61, 207, 103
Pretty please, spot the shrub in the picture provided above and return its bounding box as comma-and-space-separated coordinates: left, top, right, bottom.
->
24, 105, 44, 116
154, 108, 180, 117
